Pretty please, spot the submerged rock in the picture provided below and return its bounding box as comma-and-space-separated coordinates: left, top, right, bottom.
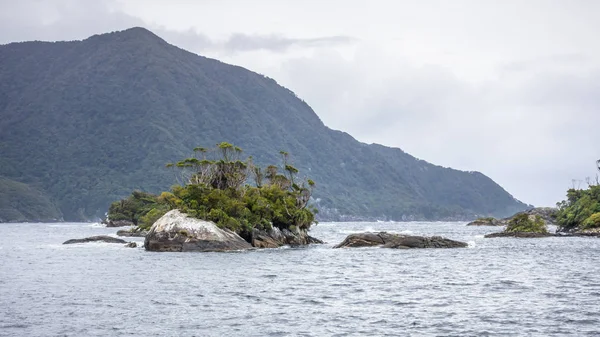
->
466, 218, 502, 226
125, 242, 137, 248
333, 232, 467, 249
63, 235, 128, 244
251, 227, 323, 248
144, 210, 252, 252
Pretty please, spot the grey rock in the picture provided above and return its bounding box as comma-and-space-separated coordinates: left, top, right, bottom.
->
466, 218, 502, 226
106, 219, 135, 227
63, 235, 128, 244
334, 232, 467, 249
125, 242, 137, 248
144, 210, 252, 252
251, 227, 323, 248
499, 207, 558, 226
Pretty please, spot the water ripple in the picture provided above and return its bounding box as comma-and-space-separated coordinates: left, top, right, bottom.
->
1, 222, 600, 336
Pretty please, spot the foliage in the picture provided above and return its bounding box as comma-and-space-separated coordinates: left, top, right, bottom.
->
556, 185, 600, 231
109, 144, 317, 235
505, 214, 547, 233
0, 27, 529, 221
477, 217, 495, 222
108, 190, 169, 229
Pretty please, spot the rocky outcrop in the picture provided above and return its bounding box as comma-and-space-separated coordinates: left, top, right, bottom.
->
500, 207, 557, 226
251, 227, 323, 248
63, 235, 128, 244
485, 232, 556, 238
144, 210, 252, 252
467, 218, 503, 226
106, 219, 135, 227
333, 232, 468, 249
116, 229, 148, 237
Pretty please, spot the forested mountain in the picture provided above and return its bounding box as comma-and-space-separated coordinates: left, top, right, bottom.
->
0, 27, 528, 222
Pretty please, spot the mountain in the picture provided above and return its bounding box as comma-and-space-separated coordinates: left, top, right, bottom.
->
0, 27, 529, 222
0, 177, 63, 222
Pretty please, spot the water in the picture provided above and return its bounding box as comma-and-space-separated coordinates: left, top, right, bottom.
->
1, 221, 599, 337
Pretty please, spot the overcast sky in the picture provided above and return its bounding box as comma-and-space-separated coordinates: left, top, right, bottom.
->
1, 0, 599, 207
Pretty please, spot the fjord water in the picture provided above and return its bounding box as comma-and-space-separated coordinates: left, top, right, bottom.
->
1, 222, 599, 337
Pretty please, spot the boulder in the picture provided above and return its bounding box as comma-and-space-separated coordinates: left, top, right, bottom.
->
334, 232, 467, 249
466, 218, 502, 226
106, 219, 135, 227
125, 242, 137, 248
63, 235, 128, 244
144, 210, 252, 252
499, 207, 557, 226
251, 227, 323, 248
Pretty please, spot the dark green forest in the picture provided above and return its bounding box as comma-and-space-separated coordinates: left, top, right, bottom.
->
0, 27, 529, 222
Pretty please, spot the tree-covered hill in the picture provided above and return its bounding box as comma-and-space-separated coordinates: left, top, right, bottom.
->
0, 27, 529, 221
0, 177, 63, 222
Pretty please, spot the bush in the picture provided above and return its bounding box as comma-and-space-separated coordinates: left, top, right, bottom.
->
556, 185, 600, 231
583, 212, 600, 229
506, 214, 547, 233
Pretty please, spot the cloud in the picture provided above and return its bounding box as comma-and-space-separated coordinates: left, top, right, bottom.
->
0, 0, 357, 54
221, 34, 357, 53
267, 46, 600, 206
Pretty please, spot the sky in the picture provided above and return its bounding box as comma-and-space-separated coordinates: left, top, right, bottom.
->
1, 0, 599, 207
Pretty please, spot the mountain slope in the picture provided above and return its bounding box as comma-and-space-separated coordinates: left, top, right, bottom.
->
0, 27, 528, 221
0, 177, 63, 222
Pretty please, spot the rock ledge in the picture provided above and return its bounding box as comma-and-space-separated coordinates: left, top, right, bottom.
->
334, 232, 468, 249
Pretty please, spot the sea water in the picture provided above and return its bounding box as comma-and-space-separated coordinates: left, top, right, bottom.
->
1, 221, 599, 336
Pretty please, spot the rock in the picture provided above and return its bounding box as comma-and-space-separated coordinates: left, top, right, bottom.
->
251, 227, 323, 248
499, 207, 558, 226
334, 232, 467, 249
106, 219, 135, 227
116, 229, 148, 237
485, 232, 556, 238
571, 228, 600, 237
466, 218, 502, 226
63, 235, 128, 244
125, 242, 137, 248
144, 210, 252, 252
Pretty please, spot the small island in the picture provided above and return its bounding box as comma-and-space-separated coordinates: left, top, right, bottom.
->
105, 143, 322, 252
485, 213, 553, 238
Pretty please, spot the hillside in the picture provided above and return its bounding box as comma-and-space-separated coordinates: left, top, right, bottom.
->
0, 177, 63, 222
0, 27, 529, 221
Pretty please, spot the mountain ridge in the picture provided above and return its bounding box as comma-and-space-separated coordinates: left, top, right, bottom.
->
0, 27, 529, 221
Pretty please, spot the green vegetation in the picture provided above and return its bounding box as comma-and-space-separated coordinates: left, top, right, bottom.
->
108, 143, 316, 236
0, 27, 528, 222
505, 213, 547, 233
556, 185, 600, 232
477, 217, 495, 222
0, 177, 63, 222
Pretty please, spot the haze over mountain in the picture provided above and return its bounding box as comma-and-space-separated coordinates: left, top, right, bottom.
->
0, 27, 528, 222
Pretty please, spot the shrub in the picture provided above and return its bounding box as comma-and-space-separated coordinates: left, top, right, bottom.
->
506, 214, 547, 233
